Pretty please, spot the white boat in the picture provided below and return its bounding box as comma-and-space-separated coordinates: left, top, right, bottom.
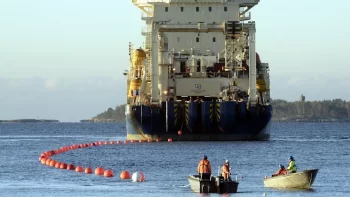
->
263, 169, 319, 189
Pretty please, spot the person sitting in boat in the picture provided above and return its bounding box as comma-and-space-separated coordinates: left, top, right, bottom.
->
287, 156, 297, 173
197, 155, 211, 180
221, 160, 231, 181
272, 164, 288, 177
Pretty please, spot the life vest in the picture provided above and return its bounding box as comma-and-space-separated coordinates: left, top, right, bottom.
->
221, 164, 230, 180
198, 159, 211, 173
273, 168, 288, 177
280, 169, 288, 175
221, 164, 230, 174
288, 160, 297, 172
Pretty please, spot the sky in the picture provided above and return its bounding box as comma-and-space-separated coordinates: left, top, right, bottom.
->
1, 0, 349, 122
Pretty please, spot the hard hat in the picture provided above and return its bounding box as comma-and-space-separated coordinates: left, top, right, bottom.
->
279, 164, 284, 168
204, 155, 207, 159
290, 156, 294, 160
225, 160, 229, 163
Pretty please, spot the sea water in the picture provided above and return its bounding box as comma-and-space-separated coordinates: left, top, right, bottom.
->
0, 122, 349, 197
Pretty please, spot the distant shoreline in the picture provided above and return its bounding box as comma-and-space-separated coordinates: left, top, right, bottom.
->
81, 118, 350, 123
272, 117, 350, 122
0, 119, 59, 123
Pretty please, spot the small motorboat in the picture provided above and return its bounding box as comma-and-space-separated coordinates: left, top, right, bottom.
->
263, 169, 319, 189
188, 174, 239, 193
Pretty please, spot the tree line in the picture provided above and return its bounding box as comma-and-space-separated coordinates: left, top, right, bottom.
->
272, 99, 350, 121
92, 99, 350, 122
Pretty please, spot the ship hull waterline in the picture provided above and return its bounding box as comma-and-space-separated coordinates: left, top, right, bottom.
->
125, 102, 272, 141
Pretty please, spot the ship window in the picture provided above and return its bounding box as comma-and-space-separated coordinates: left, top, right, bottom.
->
224, 7, 227, 12
181, 7, 184, 12
197, 60, 201, 72
177, 37, 180, 42
165, 7, 168, 12
213, 37, 216, 42
209, 7, 212, 12
196, 7, 199, 12
196, 37, 199, 42
180, 61, 186, 72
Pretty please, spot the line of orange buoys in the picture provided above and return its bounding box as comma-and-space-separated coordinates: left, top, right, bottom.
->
38, 137, 176, 182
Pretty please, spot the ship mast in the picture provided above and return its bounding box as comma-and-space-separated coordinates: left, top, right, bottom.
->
248, 22, 257, 105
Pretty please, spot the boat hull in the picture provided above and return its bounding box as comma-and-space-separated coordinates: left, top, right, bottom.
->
125, 101, 272, 141
263, 169, 319, 189
188, 175, 238, 193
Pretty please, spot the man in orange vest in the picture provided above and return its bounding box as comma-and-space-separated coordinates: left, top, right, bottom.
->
197, 155, 212, 180
272, 164, 288, 177
221, 160, 231, 181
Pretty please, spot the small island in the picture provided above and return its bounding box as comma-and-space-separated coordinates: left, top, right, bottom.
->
0, 119, 59, 123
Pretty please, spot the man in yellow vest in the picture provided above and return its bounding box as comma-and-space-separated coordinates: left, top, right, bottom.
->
197, 155, 212, 180
287, 156, 297, 173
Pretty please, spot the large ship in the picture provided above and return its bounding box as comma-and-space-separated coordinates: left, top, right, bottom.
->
125, 0, 272, 141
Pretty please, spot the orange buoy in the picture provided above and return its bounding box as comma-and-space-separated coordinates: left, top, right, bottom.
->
104, 169, 113, 177
178, 130, 182, 135
156, 139, 160, 142
124, 140, 128, 144
49, 160, 57, 167
95, 167, 104, 176
168, 138, 172, 142
117, 140, 121, 144
60, 163, 67, 169
40, 158, 47, 165
111, 141, 115, 144
120, 170, 131, 180
147, 139, 152, 142
55, 162, 62, 168
85, 167, 93, 174
130, 140, 135, 143
67, 164, 75, 170
139, 140, 143, 143
75, 166, 84, 172
45, 159, 52, 166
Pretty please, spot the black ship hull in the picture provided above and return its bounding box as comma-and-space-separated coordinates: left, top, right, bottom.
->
125, 101, 272, 141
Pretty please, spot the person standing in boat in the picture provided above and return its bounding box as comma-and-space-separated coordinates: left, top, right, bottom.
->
287, 156, 297, 173
197, 155, 212, 179
221, 160, 231, 181
272, 164, 288, 177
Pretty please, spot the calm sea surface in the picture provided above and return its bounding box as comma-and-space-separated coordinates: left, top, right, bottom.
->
0, 122, 349, 197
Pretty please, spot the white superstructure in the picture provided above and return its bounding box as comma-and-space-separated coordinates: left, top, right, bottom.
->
127, 0, 270, 107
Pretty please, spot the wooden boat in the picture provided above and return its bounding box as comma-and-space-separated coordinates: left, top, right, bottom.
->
188, 175, 239, 193
263, 169, 319, 189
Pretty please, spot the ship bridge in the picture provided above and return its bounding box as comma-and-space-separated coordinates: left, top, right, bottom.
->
133, 0, 259, 20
